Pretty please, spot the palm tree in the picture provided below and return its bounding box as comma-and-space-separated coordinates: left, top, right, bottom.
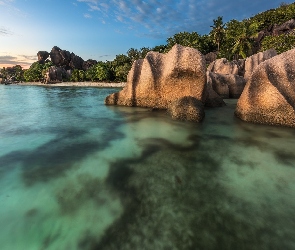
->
210, 16, 225, 52
231, 21, 259, 58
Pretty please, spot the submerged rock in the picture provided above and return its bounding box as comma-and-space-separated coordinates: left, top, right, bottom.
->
168, 96, 205, 122
105, 44, 207, 109
235, 48, 295, 128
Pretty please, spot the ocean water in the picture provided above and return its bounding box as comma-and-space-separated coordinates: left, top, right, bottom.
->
0, 85, 295, 250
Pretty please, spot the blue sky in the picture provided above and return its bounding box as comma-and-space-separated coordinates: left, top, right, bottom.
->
0, 0, 292, 68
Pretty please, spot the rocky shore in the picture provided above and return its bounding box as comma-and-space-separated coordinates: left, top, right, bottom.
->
16, 82, 126, 88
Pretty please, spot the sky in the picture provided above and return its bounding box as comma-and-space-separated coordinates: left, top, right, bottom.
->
0, 0, 293, 69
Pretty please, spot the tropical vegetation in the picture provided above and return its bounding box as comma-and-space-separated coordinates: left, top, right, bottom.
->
2, 2, 295, 83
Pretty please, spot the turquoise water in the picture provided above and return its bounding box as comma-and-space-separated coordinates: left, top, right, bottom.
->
1, 85, 295, 250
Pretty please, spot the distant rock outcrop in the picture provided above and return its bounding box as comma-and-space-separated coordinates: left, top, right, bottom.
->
208, 72, 246, 98
50, 46, 72, 67
44, 66, 67, 83
273, 19, 295, 36
37, 51, 49, 64
244, 49, 277, 81
168, 96, 205, 122
105, 44, 207, 110
83, 59, 98, 71
235, 48, 295, 128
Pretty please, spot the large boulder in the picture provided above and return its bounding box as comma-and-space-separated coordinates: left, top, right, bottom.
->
235, 48, 295, 128
205, 72, 225, 107
205, 52, 218, 65
45, 66, 67, 83
50, 46, 71, 67
244, 49, 277, 81
69, 53, 84, 70
208, 72, 246, 98
168, 96, 205, 122
105, 44, 207, 109
37, 51, 49, 64
207, 58, 244, 75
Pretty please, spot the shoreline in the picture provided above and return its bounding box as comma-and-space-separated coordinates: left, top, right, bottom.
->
15, 82, 126, 88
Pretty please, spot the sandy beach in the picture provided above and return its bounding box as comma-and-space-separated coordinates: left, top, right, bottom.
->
16, 82, 126, 88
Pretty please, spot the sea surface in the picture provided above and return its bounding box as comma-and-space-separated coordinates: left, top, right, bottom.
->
1, 85, 295, 250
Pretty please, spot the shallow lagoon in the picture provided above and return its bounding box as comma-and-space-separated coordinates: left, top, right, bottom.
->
0, 85, 295, 250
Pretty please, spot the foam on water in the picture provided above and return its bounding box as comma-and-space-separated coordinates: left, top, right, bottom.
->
1, 85, 295, 249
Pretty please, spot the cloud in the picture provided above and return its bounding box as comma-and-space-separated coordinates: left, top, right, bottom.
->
0, 55, 36, 67
0, 27, 13, 36
84, 13, 92, 18
77, 0, 286, 38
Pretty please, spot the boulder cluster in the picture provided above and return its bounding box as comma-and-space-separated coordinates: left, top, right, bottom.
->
105, 44, 295, 128
37, 46, 97, 83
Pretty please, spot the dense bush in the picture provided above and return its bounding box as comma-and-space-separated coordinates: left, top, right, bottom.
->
261, 34, 295, 53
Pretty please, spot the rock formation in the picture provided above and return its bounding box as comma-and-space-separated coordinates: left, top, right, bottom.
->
83, 59, 98, 71
37, 51, 49, 64
69, 53, 84, 70
105, 44, 207, 109
205, 73, 226, 107
168, 96, 205, 122
207, 58, 244, 76
208, 72, 246, 98
45, 66, 67, 83
235, 48, 295, 128
205, 52, 218, 65
272, 19, 295, 36
50, 46, 72, 67
244, 49, 277, 81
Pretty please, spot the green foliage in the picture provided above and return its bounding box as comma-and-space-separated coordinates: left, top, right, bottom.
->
210, 16, 225, 51
165, 31, 215, 54
70, 69, 85, 82
249, 2, 295, 30
261, 34, 295, 53
24, 62, 44, 82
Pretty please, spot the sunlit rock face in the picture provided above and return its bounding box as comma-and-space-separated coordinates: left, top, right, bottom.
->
168, 96, 205, 122
235, 48, 295, 128
207, 72, 246, 99
105, 44, 207, 109
207, 58, 245, 76
244, 49, 277, 81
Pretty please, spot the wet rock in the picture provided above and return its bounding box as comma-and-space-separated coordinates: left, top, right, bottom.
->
235, 48, 295, 128
244, 49, 277, 81
105, 44, 207, 109
168, 96, 205, 122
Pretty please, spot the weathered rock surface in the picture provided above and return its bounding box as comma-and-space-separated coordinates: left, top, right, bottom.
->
207, 58, 245, 76
50, 46, 71, 67
168, 96, 205, 122
205, 73, 225, 107
208, 72, 246, 98
45, 66, 67, 83
235, 48, 295, 128
105, 44, 207, 109
69, 53, 84, 70
37, 51, 49, 64
244, 49, 277, 81
205, 52, 218, 65
273, 19, 295, 36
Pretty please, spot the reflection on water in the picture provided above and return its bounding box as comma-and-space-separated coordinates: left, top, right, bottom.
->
0, 85, 295, 250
